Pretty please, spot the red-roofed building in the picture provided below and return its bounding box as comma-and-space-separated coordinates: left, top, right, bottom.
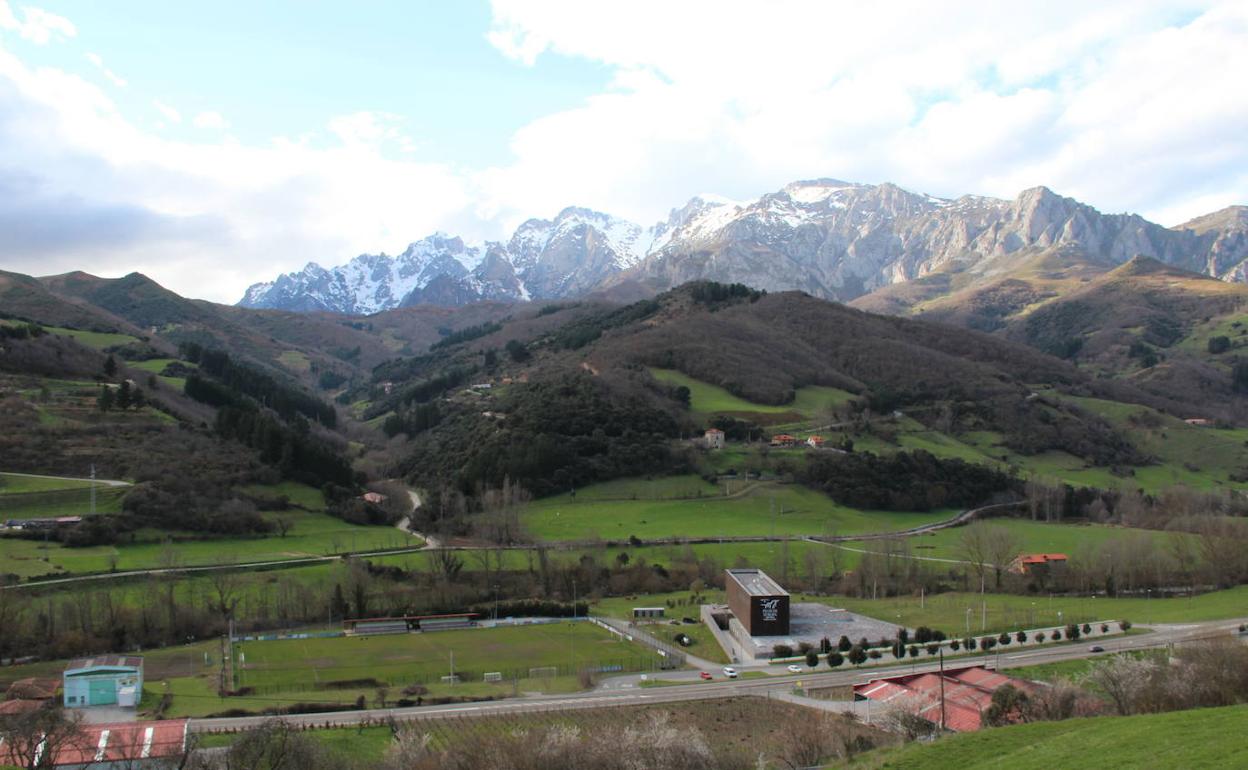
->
806, 435, 825, 448
853, 666, 1038, 732
770, 434, 797, 447
1010, 553, 1069, 576
0, 719, 189, 769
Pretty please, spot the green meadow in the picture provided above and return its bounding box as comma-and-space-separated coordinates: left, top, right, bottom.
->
522, 482, 954, 541
851, 704, 1248, 769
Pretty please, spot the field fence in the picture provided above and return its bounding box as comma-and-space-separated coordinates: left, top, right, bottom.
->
233, 654, 667, 696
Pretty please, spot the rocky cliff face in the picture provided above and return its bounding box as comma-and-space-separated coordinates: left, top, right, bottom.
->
239, 181, 1248, 312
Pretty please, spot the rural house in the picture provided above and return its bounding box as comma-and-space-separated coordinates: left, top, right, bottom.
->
1009, 553, 1068, 577
704, 428, 725, 450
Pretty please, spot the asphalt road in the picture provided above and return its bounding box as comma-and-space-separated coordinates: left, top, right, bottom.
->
187, 617, 1247, 734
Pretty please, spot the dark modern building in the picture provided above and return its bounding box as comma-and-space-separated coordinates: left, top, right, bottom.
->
725, 568, 790, 636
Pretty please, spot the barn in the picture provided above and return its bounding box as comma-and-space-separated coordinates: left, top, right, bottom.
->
62, 656, 144, 709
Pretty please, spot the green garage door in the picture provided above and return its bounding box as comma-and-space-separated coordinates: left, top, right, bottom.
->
88, 679, 116, 706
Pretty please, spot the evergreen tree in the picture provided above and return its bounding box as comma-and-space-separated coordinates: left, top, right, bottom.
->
97, 386, 114, 412
103, 355, 117, 377
116, 380, 132, 409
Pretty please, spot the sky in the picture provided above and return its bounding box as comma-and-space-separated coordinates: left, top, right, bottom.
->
0, 0, 1246, 303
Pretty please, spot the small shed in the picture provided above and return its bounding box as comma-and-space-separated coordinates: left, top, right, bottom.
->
63, 656, 144, 709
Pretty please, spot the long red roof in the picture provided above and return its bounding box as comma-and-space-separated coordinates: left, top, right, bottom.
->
853, 666, 1038, 732
0, 719, 188, 766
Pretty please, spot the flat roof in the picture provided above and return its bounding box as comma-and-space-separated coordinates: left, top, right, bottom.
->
726, 568, 788, 597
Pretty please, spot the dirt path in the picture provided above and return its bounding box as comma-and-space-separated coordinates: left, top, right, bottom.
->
402, 489, 441, 549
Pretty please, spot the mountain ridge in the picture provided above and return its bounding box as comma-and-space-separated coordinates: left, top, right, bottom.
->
238, 180, 1248, 313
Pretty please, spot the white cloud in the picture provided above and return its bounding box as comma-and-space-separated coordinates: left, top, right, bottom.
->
84, 52, 126, 87
152, 99, 181, 124
0, 1, 75, 44
480, 0, 1248, 228
192, 110, 229, 130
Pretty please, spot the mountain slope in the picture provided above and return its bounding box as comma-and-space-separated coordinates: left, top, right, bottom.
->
238, 181, 1248, 312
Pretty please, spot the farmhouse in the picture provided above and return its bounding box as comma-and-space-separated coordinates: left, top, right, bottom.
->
853, 666, 1038, 732
806, 435, 825, 448
1010, 553, 1069, 576
62, 656, 143, 709
704, 428, 725, 450
770, 434, 797, 447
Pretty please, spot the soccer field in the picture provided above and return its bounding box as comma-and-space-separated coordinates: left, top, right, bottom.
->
236, 621, 661, 691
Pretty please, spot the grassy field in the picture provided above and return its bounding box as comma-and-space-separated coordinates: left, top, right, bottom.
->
1, 509, 419, 578
0, 472, 99, 493
830, 585, 1248, 636
128, 357, 195, 389
649, 368, 855, 419
44, 325, 140, 349
235, 622, 658, 695
522, 482, 954, 541
851, 704, 1248, 769
1, 482, 417, 579
868, 518, 1197, 564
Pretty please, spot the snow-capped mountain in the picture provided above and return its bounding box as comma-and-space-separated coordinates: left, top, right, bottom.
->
239, 181, 1248, 312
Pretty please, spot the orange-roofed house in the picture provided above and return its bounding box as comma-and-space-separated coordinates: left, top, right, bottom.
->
806, 435, 825, 448
770, 434, 797, 447
1010, 553, 1069, 577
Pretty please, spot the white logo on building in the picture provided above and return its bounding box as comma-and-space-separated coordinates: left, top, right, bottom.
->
760, 598, 781, 622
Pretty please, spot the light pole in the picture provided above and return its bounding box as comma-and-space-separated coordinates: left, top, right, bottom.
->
965, 608, 971, 636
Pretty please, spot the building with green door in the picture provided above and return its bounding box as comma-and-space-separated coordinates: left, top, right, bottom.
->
62, 655, 144, 709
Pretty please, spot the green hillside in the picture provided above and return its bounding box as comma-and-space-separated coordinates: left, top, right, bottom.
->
851, 704, 1248, 769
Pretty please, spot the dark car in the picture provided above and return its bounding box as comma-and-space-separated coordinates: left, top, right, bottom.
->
1088, 645, 1105, 653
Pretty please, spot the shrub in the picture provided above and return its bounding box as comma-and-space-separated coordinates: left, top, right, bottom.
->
1119, 620, 1132, 632
949, 639, 961, 651
797, 641, 814, 655
1052, 629, 1062, 641
1101, 624, 1110, 633
805, 650, 819, 668
998, 631, 1011, 645
965, 637, 977, 651
827, 652, 844, 668
819, 637, 832, 654
838, 635, 852, 652
982, 637, 996, 651
926, 644, 939, 656
1016, 630, 1027, 643
908, 645, 920, 658
1082, 623, 1092, 635
1036, 631, 1046, 643
1066, 624, 1081, 640
772, 644, 794, 658
868, 650, 882, 660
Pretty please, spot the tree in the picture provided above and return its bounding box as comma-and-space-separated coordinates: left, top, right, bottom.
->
0, 708, 89, 770
116, 379, 133, 410
827, 652, 844, 668
984, 684, 1030, 727
219, 719, 328, 770
97, 386, 115, 412
805, 650, 819, 667
837, 635, 852, 652
505, 339, 530, 362
103, 354, 117, 377
847, 645, 867, 666
1082, 655, 1154, 715
1208, 335, 1231, 354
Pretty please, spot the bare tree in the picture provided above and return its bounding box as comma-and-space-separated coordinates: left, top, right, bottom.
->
0, 708, 90, 770
1082, 654, 1155, 715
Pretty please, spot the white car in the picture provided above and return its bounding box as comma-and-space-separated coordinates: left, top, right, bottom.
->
722, 666, 738, 678
786, 664, 803, 674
